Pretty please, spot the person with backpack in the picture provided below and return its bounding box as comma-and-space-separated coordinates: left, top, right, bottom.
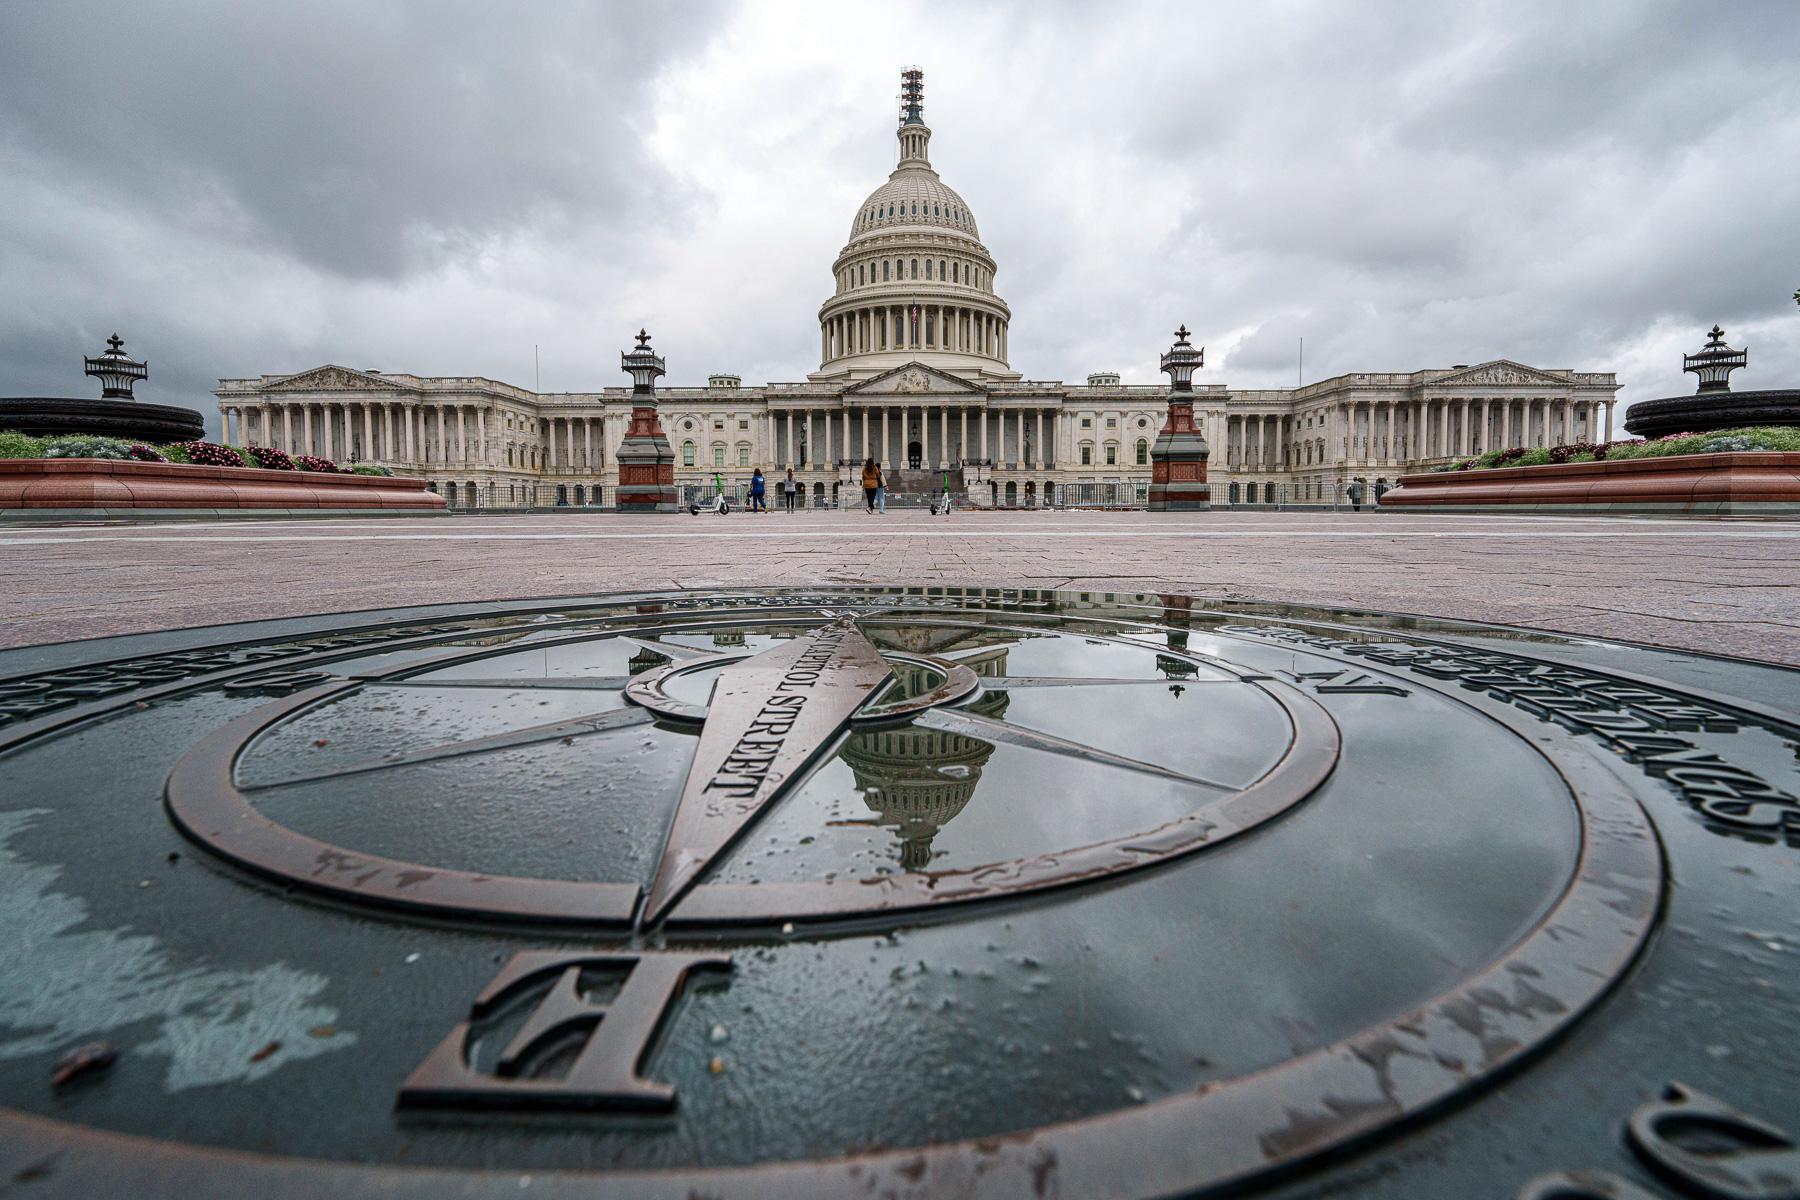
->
749, 467, 766, 513
860, 457, 879, 513
782, 467, 798, 513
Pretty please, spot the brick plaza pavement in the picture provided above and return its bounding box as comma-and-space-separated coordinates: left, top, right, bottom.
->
2, 509, 1797, 664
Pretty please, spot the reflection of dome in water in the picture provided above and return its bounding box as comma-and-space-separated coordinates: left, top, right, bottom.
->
841, 689, 1008, 872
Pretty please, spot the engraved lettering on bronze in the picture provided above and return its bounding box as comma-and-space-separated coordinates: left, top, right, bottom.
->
399, 950, 731, 1111
1627, 1083, 1800, 1200
640, 618, 893, 922
1226, 626, 1799, 844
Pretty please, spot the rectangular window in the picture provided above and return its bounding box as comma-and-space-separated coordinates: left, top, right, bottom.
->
1106, 445, 1117, 465
1080, 446, 1092, 465
713, 446, 724, 467
738, 446, 750, 466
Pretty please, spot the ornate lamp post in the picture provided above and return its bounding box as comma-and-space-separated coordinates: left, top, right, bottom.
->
613, 329, 679, 513
1682, 325, 1748, 393
83, 333, 148, 399
1147, 325, 1211, 512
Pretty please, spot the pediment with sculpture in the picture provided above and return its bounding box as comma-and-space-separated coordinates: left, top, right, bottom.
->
844, 362, 985, 398
262, 365, 407, 393
1430, 360, 1569, 389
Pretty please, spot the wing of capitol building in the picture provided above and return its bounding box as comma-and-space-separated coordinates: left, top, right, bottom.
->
215, 69, 1621, 510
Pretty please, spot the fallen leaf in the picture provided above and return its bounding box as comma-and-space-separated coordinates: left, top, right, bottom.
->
51, 1043, 117, 1087
250, 1041, 280, 1063
307, 1026, 337, 1039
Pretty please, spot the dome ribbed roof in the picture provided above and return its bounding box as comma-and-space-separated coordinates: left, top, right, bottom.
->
849, 170, 980, 242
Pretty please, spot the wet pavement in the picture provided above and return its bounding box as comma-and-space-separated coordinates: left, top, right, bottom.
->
3, 509, 1797, 664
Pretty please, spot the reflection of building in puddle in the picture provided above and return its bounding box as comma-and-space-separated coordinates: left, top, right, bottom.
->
628, 646, 669, 675
711, 631, 747, 648
838, 689, 1009, 872
865, 623, 1020, 666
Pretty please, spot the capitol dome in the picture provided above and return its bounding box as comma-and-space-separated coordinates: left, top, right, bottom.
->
848, 173, 981, 243
811, 69, 1017, 383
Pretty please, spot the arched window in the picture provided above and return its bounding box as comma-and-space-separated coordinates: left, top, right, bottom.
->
682, 440, 695, 466
925, 260, 932, 279
857, 265, 864, 285
910, 259, 918, 279
1135, 438, 1148, 465
939, 259, 946, 279
883, 261, 890, 281
952, 263, 959, 283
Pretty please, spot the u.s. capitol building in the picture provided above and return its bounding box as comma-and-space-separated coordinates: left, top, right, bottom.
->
215, 70, 1620, 509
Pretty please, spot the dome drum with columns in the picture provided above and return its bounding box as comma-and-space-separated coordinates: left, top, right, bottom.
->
217, 69, 1621, 510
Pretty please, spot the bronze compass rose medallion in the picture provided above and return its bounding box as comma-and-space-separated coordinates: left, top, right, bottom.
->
0, 587, 1794, 1198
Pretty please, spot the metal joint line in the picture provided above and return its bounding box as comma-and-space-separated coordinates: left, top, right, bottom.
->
911, 707, 1238, 791
241, 705, 654, 792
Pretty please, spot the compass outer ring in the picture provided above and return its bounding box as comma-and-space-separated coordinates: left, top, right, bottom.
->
4, 661, 1664, 1200
160, 627, 1340, 929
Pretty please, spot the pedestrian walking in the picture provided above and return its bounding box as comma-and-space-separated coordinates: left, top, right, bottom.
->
1373, 479, 1389, 505
782, 467, 798, 513
1346, 478, 1364, 512
861, 457, 879, 513
874, 462, 886, 514
749, 467, 766, 513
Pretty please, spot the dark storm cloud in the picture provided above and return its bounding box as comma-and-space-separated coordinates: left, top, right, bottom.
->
0, 1, 711, 279
1, 0, 1795, 432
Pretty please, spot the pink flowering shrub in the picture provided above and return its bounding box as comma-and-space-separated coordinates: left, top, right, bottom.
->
246, 445, 296, 470
127, 444, 167, 462
176, 440, 245, 468
294, 454, 340, 473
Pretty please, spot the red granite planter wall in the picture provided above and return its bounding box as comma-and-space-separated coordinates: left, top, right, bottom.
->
1379, 451, 1800, 516
0, 459, 448, 510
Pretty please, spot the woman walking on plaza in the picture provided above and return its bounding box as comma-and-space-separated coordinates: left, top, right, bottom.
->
749, 467, 766, 513
860, 457, 879, 513
874, 461, 886, 514
782, 467, 798, 513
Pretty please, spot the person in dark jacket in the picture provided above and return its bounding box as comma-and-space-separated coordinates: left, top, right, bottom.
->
1346, 478, 1365, 512
749, 467, 766, 513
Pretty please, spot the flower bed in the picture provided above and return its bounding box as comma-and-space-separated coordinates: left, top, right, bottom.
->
1381, 449, 1800, 517
1432, 426, 1800, 472
0, 432, 439, 514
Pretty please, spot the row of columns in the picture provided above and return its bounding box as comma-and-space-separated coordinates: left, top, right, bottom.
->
766, 406, 1055, 470
1214, 396, 1617, 470
822, 304, 1006, 363
217, 402, 620, 471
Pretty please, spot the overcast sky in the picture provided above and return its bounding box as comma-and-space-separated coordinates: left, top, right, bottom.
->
3, 0, 1796, 437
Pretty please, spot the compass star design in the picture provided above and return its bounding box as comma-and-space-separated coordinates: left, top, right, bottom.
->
165, 604, 1336, 929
